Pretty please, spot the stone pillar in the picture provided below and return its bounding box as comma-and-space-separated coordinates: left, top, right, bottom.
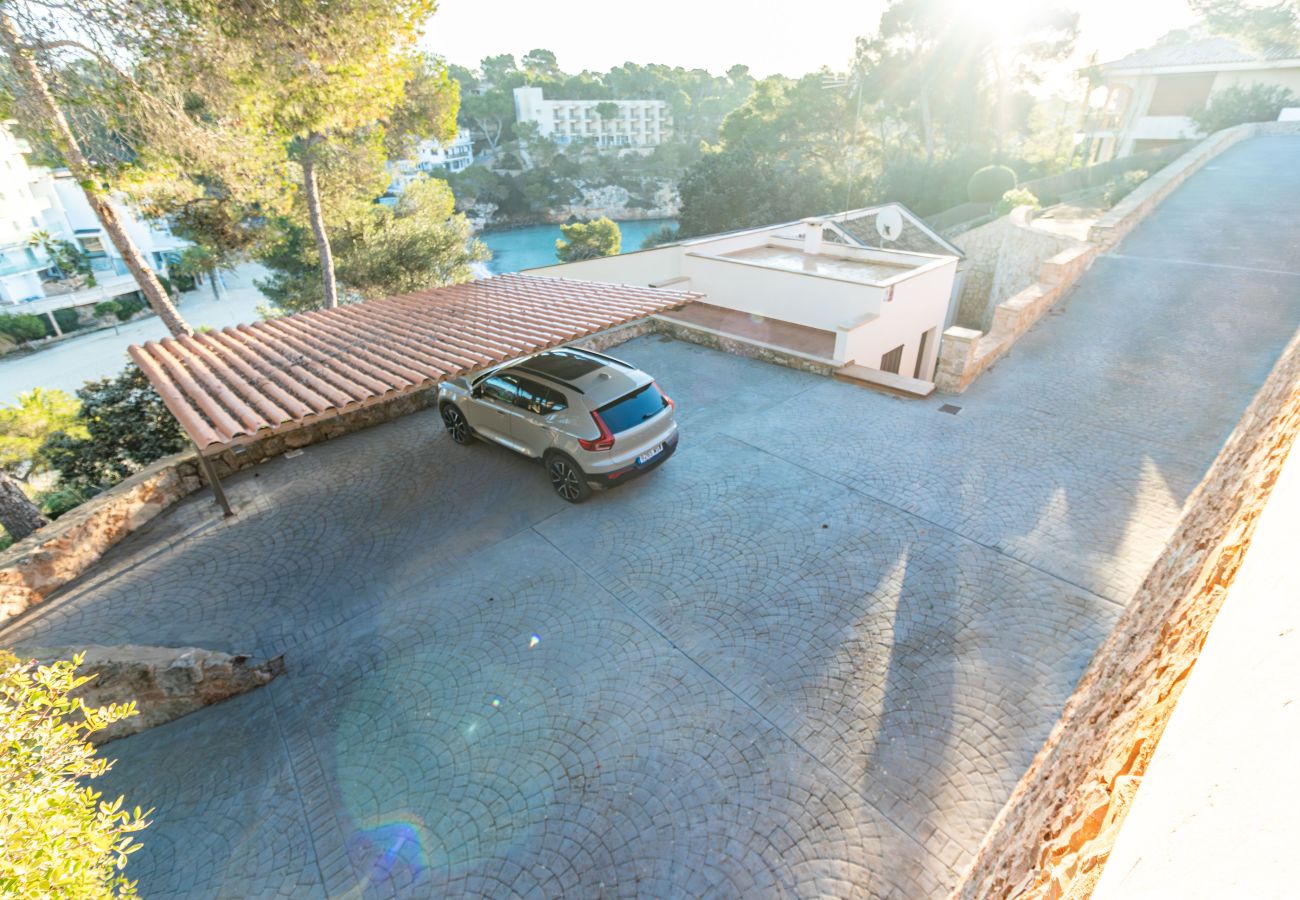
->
935, 326, 983, 394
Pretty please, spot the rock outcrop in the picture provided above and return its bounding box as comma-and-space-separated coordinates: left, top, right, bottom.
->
25, 644, 284, 743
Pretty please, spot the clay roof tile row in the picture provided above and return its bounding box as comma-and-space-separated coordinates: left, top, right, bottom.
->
130, 273, 698, 452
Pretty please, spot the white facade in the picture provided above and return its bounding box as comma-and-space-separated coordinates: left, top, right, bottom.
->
513, 87, 672, 149
1082, 37, 1300, 163
0, 124, 53, 303
388, 132, 475, 193
0, 120, 186, 307
530, 213, 958, 384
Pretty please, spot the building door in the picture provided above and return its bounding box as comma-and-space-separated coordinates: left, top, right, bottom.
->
914, 329, 934, 380
881, 344, 904, 375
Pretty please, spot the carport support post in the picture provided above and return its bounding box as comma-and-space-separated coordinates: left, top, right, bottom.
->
193, 444, 233, 518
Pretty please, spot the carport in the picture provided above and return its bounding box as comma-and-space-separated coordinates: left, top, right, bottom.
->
128, 273, 699, 515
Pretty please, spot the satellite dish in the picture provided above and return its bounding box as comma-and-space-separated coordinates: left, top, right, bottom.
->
875, 207, 904, 243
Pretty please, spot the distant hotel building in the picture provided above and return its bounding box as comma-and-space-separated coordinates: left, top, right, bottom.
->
513, 86, 672, 149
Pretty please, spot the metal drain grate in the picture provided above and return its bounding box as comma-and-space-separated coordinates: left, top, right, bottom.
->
939, 404, 962, 415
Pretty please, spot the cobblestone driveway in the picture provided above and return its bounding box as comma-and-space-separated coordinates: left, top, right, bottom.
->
6, 136, 1299, 897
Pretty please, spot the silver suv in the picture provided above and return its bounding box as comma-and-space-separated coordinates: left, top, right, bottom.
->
437, 347, 678, 503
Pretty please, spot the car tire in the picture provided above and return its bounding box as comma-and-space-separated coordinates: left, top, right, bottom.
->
544, 451, 592, 503
440, 403, 471, 445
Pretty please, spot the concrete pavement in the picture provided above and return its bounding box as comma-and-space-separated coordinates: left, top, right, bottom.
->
4, 135, 1299, 897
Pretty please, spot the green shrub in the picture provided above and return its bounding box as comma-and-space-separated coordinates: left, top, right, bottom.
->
36, 485, 89, 519
53, 307, 83, 334
967, 165, 1018, 203
996, 188, 1041, 216
0, 313, 47, 344
641, 223, 679, 249
555, 217, 621, 262
93, 300, 121, 319
1193, 83, 1296, 134
113, 296, 146, 321
42, 364, 188, 490
1104, 169, 1149, 208
0, 651, 151, 897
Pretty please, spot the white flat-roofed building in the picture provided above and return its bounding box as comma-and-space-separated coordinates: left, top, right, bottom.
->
1082, 36, 1300, 163
529, 205, 963, 391
513, 86, 672, 149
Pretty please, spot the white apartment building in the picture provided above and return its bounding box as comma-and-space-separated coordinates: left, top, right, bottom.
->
1082, 36, 1300, 163
531, 205, 962, 392
513, 86, 672, 149
0, 120, 185, 307
0, 124, 54, 304
388, 132, 475, 194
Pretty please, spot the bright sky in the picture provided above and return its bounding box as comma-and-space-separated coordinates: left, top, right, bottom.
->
423, 0, 1198, 79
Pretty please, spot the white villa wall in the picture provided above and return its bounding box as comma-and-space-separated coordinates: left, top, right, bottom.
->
844, 258, 956, 377
531, 225, 956, 376
681, 253, 884, 333
534, 245, 683, 285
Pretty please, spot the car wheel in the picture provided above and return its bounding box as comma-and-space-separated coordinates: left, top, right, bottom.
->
545, 452, 591, 503
440, 403, 471, 444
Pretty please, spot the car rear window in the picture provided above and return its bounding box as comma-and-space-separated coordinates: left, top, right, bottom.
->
597, 384, 666, 433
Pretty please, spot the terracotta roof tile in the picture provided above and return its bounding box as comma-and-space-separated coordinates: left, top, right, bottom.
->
130, 273, 698, 452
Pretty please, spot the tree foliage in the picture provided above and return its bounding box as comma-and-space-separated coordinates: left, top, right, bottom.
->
0, 389, 85, 479
677, 149, 833, 238
42, 366, 188, 490
258, 179, 487, 314
1193, 82, 1296, 132
967, 165, 1018, 202
1190, 0, 1300, 52
555, 217, 621, 262
0, 650, 151, 898
0, 313, 46, 344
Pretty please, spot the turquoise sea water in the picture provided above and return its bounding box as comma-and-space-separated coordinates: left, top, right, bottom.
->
480, 218, 675, 274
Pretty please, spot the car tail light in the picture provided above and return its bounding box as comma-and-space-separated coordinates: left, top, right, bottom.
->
578, 411, 615, 451
654, 382, 675, 410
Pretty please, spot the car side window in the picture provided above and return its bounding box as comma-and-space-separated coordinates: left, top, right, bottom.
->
513, 377, 568, 415
480, 375, 518, 406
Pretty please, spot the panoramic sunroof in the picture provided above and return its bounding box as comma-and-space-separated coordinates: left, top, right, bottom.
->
518, 350, 605, 381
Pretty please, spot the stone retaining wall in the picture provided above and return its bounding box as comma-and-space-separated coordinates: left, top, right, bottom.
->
0, 454, 204, 621
935, 123, 1268, 394
952, 327, 1300, 899
953, 209, 1085, 331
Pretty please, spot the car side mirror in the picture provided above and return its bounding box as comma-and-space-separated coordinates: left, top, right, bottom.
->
471, 385, 483, 399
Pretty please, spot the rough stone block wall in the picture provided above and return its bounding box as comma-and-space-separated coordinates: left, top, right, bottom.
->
24, 644, 284, 743
952, 210, 1082, 332
952, 329, 1300, 899
0, 455, 203, 620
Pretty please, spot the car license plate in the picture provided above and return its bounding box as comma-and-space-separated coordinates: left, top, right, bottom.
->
637, 443, 664, 465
